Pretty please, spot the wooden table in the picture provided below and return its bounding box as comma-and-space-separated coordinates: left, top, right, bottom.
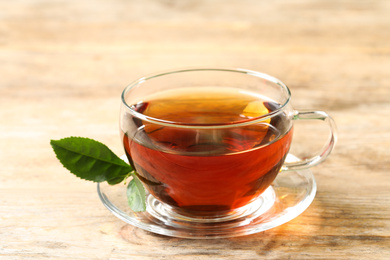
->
1, 0, 389, 259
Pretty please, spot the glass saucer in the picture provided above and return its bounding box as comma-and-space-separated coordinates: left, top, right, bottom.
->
97, 154, 316, 239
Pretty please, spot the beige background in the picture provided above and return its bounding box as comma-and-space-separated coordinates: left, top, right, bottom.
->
1, 0, 389, 259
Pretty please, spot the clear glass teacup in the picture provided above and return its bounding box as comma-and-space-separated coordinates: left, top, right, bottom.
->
120, 68, 337, 221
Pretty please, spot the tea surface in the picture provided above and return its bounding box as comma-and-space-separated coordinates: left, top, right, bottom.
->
133, 87, 273, 125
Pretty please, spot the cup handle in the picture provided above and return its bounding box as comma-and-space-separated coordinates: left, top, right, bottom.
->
282, 111, 337, 171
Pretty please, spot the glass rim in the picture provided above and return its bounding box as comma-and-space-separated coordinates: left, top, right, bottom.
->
121, 68, 292, 129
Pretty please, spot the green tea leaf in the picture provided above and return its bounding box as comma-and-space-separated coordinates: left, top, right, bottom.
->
50, 137, 132, 185
127, 175, 147, 212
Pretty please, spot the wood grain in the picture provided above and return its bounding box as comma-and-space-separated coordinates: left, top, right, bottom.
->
1, 0, 389, 259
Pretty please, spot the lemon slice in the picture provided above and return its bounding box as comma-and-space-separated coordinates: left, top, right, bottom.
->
242, 101, 271, 123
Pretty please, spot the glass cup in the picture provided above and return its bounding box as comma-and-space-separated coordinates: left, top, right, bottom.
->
119, 68, 337, 223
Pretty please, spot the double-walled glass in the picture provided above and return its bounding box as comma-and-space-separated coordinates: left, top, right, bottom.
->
120, 68, 336, 221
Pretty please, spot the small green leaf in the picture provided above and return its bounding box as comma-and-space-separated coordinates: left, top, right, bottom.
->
127, 175, 146, 212
50, 137, 133, 185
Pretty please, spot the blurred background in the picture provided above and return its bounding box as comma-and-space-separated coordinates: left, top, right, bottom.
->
2, 0, 388, 147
